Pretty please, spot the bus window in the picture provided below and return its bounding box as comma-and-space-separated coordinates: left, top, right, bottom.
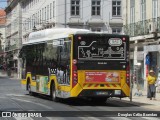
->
43, 43, 58, 76
57, 39, 71, 85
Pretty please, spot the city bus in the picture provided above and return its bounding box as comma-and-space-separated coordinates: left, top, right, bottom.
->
20, 28, 130, 102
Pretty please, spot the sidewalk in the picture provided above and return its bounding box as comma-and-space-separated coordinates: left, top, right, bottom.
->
121, 85, 160, 111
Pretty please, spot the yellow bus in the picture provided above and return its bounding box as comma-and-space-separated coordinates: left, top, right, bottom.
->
20, 28, 130, 102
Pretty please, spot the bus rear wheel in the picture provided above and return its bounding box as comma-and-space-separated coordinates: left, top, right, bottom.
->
27, 82, 33, 96
51, 83, 59, 102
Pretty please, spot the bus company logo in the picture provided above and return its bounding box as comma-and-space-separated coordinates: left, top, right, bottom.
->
108, 38, 122, 46
2, 112, 11, 117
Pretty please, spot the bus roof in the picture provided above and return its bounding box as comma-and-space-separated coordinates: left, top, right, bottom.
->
23, 28, 90, 45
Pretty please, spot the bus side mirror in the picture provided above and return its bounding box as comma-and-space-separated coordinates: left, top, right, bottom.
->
53, 39, 64, 46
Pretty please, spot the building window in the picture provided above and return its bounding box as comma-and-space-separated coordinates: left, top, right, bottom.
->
152, 0, 158, 18
45, 7, 46, 21
42, 8, 44, 21
53, 1, 55, 18
38, 11, 39, 25
40, 10, 41, 24
112, 28, 122, 34
112, 0, 121, 16
27, 18, 29, 30
31, 0, 33, 6
47, 5, 49, 20
30, 17, 32, 29
71, 0, 80, 16
140, 0, 146, 20
130, 0, 135, 36
29, 0, 31, 8
92, 0, 101, 16
50, 3, 52, 19
35, 13, 37, 25
32, 14, 35, 27
130, 0, 135, 23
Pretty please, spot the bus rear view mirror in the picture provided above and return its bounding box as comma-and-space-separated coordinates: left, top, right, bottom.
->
52, 39, 64, 46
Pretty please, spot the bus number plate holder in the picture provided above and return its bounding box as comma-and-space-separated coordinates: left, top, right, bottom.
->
96, 91, 108, 95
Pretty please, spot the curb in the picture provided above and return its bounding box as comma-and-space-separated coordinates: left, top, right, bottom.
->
112, 98, 150, 106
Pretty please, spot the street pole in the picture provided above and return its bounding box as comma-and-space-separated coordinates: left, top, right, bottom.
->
65, 0, 67, 28
130, 70, 133, 102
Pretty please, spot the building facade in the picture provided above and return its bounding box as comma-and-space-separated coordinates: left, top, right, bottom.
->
5, 0, 123, 78
5, 0, 22, 78
123, 0, 160, 90
0, 9, 6, 64
21, 0, 123, 43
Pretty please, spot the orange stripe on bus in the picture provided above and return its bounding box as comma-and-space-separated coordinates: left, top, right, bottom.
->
112, 84, 117, 87
88, 84, 92, 87
94, 84, 99, 87
106, 84, 110, 87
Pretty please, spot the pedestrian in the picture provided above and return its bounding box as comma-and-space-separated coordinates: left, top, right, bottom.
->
147, 70, 157, 100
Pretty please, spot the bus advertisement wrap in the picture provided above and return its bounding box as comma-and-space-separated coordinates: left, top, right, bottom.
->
85, 71, 120, 83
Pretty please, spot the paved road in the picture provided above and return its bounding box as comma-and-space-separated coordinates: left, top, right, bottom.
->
0, 77, 159, 120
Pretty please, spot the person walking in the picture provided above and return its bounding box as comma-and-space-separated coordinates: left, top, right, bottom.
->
147, 70, 157, 100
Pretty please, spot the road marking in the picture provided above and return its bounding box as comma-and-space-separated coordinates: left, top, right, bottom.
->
107, 117, 132, 120
141, 117, 160, 120
11, 98, 53, 110
0, 97, 5, 98
14, 117, 34, 120
47, 117, 101, 120
142, 106, 160, 111
46, 117, 65, 120
79, 117, 101, 120
6, 94, 26, 97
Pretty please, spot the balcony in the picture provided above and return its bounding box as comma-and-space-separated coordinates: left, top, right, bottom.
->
123, 17, 160, 37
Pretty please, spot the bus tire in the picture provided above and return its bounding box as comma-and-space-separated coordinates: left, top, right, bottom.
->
27, 82, 33, 96
51, 82, 59, 102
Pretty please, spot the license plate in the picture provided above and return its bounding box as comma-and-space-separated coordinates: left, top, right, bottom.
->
96, 91, 108, 95
115, 90, 121, 95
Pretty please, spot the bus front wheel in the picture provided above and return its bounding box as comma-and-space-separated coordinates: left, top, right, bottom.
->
51, 83, 59, 102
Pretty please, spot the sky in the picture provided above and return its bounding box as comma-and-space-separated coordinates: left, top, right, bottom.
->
0, 0, 7, 9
